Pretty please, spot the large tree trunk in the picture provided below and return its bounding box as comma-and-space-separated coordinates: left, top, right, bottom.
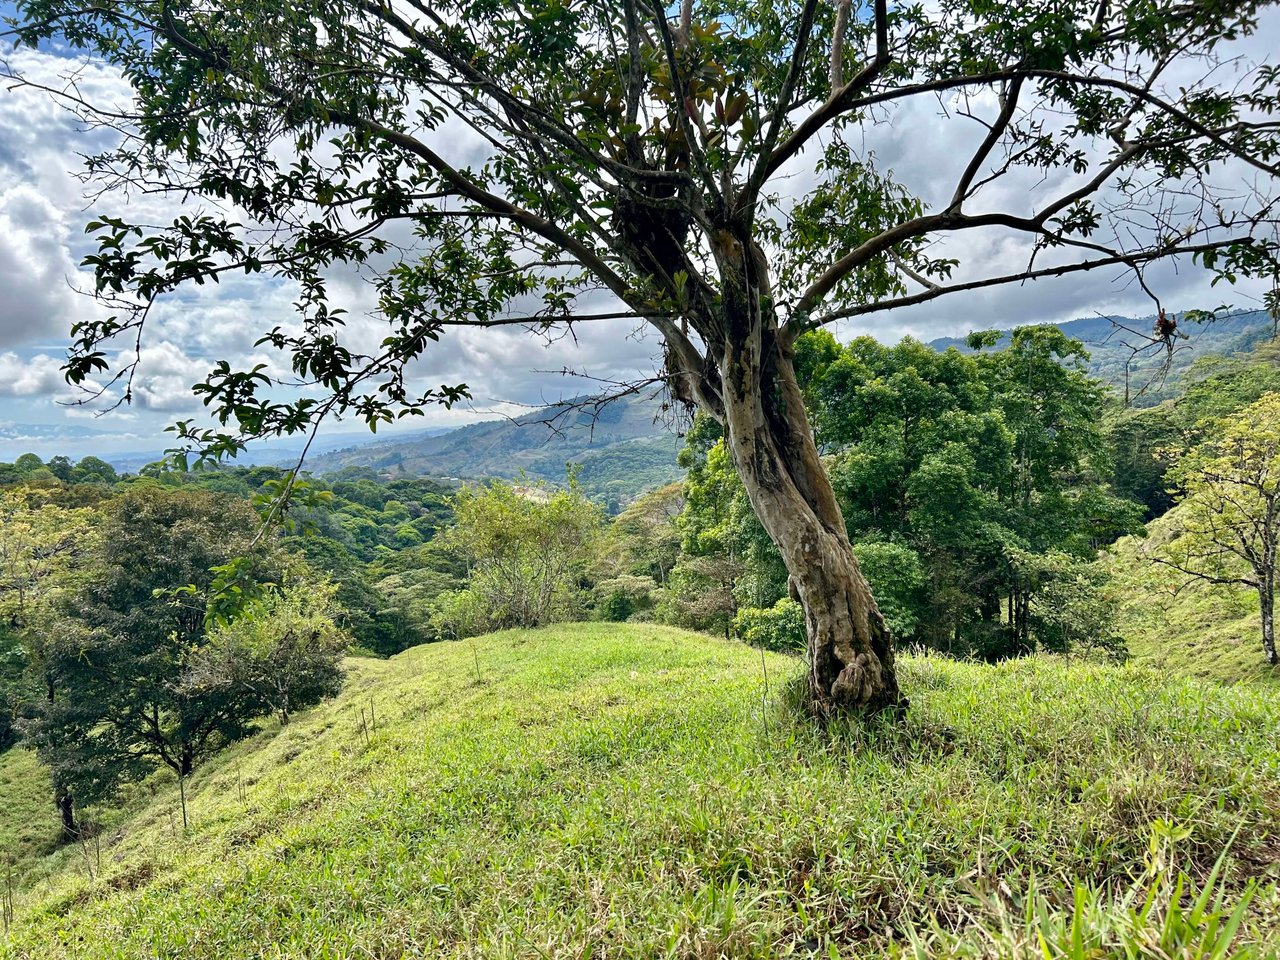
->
718, 323, 906, 716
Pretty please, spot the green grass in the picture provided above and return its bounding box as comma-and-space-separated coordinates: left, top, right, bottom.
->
1106, 510, 1280, 684
3, 623, 1280, 957
0, 749, 61, 891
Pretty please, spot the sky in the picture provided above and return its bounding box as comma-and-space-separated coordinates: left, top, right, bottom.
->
0, 5, 1275, 462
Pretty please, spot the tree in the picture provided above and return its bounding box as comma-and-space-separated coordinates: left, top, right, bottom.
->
8, 0, 1280, 712
1007, 548, 1124, 658
0, 488, 101, 835
597, 482, 683, 589
1153, 393, 1280, 664
0, 488, 98, 642
25, 488, 277, 816
802, 329, 1137, 656
11, 455, 43, 476
434, 477, 602, 634
70, 456, 119, 485
181, 579, 349, 726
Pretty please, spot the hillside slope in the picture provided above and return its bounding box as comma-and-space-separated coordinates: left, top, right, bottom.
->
1107, 507, 1280, 683
4, 625, 1280, 957
0, 749, 59, 890
929, 308, 1277, 406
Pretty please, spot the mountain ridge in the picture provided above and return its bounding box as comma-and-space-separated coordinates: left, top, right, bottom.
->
926, 308, 1275, 406
302, 392, 686, 507
298, 309, 1277, 500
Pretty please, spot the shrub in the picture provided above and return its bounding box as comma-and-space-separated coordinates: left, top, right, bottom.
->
852, 540, 926, 639
181, 580, 350, 726
437, 476, 602, 633
733, 598, 806, 652
601, 591, 634, 622
593, 575, 657, 622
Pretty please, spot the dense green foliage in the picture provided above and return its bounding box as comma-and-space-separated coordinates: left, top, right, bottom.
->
731, 598, 806, 653
23, 490, 283, 809
2, 625, 1278, 957
0, 460, 457, 658
0, 475, 364, 837
430, 477, 604, 636
640, 327, 1140, 659
1151, 394, 1280, 664
0, 487, 101, 752
814, 327, 1140, 656
181, 580, 349, 727
1105, 341, 1280, 519
652, 416, 787, 637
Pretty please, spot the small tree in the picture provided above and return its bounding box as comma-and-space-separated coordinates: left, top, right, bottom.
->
1153, 393, 1280, 664
435, 477, 603, 634
25, 488, 276, 816
596, 484, 683, 589
1008, 549, 1124, 658
181, 579, 349, 726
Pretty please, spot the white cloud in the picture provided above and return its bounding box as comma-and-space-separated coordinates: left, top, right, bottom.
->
0, 185, 83, 346
0, 351, 65, 396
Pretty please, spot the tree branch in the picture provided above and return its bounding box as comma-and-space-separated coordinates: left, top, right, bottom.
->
948, 75, 1025, 212
806, 236, 1259, 329
751, 0, 889, 194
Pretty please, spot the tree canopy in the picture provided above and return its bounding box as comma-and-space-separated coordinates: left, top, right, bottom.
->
23, 489, 277, 814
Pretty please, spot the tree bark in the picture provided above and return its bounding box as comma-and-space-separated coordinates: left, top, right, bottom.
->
717, 320, 905, 716
1260, 579, 1276, 665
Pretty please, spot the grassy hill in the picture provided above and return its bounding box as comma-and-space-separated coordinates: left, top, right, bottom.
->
4, 624, 1280, 957
1106, 507, 1280, 684
0, 749, 58, 891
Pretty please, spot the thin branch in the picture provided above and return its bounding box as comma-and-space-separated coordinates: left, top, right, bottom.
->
748, 0, 825, 204
948, 75, 1025, 211
807, 236, 1260, 329
751, 0, 889, 194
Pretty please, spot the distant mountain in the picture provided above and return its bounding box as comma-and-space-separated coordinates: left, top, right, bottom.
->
304, 394, 684, 507
299, 309, 1277, 504
84, 308, 1274, 498
928, 309, 1276, 406
102, 425, 458, 475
